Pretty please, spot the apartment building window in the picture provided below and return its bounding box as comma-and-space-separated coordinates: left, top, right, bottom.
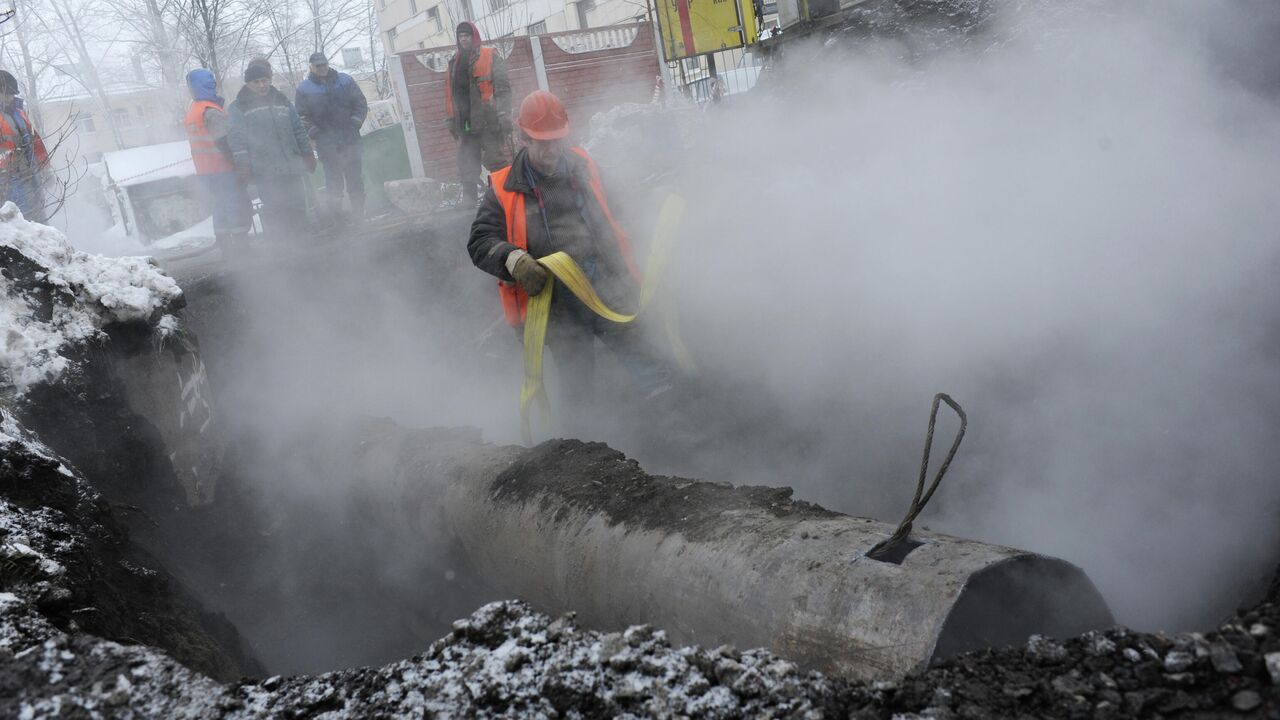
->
112, 107, 133, 129
387, 27, 398, 52
76, 116, 96, 134
427, 5, 442, 32
577, 0, 596, 29
343, 47, 363, 66
487, 0, 508, 13
527, 20, 546, 35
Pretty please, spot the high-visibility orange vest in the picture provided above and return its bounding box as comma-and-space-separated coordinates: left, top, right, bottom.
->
184, 100, 235, 174
0, 108, 47, 170
489, 147, 638, 327
445, 46, 496, 120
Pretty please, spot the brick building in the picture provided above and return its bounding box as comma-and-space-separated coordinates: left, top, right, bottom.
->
391, 22, 661, 180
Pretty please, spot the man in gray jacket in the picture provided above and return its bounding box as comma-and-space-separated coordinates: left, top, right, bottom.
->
228, 60, 316, 241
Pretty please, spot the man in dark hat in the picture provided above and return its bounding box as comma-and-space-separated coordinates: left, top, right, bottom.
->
0, 70, 48, 223
228, 60, 315, 242
294, 51, 369, 225
446, 22, 511, 206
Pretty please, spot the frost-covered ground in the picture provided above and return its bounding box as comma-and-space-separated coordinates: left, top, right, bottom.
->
0, 202, 183, 393
2, 404, 1277, 719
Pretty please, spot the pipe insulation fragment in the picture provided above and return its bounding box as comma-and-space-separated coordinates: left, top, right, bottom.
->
356, 424, 1113, 681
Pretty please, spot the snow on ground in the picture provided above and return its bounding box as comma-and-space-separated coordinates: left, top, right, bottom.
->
152, 215, 216, 251
0, 202, 183, 393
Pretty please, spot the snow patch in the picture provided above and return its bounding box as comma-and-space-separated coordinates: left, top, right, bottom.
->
0, 202, 182, 393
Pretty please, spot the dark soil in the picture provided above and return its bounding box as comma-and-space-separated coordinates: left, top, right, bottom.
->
0, 420, 259, 682
493, 439, 840, 542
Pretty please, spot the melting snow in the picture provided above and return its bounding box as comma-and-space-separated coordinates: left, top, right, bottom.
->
0, 202, 182, 393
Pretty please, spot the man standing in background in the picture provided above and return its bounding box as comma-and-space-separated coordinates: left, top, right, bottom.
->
229, 59, 315, 243
295, 52, 369, 225
446, 22, 511, 206
0, 70, 48, 223
185, 68, 252, 260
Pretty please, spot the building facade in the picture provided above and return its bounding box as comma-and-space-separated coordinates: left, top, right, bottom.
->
375, 0, 649, 55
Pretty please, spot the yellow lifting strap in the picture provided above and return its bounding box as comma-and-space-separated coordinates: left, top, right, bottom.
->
520, 192, 693, 444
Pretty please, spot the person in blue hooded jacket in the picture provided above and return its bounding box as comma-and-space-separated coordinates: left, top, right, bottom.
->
184, 68, 252, 259
294, 52, 368, 223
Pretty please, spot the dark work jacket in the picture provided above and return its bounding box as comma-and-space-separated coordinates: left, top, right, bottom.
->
467, 148, 635, 311
447, 47, 511, 133
228, 85, 311, 177
294, 71, 368, 147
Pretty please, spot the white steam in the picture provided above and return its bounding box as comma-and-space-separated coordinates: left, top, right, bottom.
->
658, 0, 1280, 630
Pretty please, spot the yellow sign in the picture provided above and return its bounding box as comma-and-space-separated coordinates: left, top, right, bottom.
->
655, 0, 759, 61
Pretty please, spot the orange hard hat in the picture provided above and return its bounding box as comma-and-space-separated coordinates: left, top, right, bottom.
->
517, 90, 570, 140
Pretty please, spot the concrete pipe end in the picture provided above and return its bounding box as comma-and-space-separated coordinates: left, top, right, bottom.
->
930, 554, 1114, 663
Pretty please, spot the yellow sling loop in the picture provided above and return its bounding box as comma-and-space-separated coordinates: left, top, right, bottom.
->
520, 192, 692, 444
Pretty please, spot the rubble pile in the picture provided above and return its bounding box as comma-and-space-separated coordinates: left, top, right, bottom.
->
6, 561, 1279, 718
881, 591, 1280, 719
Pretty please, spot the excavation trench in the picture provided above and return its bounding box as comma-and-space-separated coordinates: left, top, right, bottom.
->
125, 221, 1115, 681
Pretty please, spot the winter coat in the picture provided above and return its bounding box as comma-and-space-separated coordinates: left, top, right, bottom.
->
447, 21, 511, 135
184, 68, 234, 172
294, 71, 368, 148
0, 99, 48, 222
227, 85, 311, 177
468, 147, 635, 311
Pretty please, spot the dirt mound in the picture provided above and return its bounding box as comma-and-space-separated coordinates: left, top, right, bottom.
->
9, 582, 1278, 718
876, 604, 1280, 718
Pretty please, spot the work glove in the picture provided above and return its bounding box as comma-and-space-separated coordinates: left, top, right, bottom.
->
303, 152, 317, 173
506, 249, 548, 296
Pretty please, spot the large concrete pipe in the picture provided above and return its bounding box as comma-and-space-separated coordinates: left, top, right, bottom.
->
357, 424, 1113, 682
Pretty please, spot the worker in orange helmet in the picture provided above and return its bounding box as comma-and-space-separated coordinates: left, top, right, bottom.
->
467, 90, 671, 431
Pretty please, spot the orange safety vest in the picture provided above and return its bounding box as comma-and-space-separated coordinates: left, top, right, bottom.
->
490, 147, 639, 327
184, 100, 235, 174
0, 108, 48, 170
445, 46, 496, 120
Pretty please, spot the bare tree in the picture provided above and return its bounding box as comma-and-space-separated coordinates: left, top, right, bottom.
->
177, 0, 262, 86
366, 0, 391, 99
305, 0, 367, 56
104, 0, 190, 122
31, 112, 89, 223
1, 0, 51, 127
47, 0, 127, 148
260, 0, 307, 84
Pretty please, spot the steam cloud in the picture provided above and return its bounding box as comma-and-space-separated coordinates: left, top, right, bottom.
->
656, 0, 1280, 630
148, 0, 1280, 672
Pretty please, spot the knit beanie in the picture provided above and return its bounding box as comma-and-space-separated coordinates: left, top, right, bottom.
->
244, 61, 272, 83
